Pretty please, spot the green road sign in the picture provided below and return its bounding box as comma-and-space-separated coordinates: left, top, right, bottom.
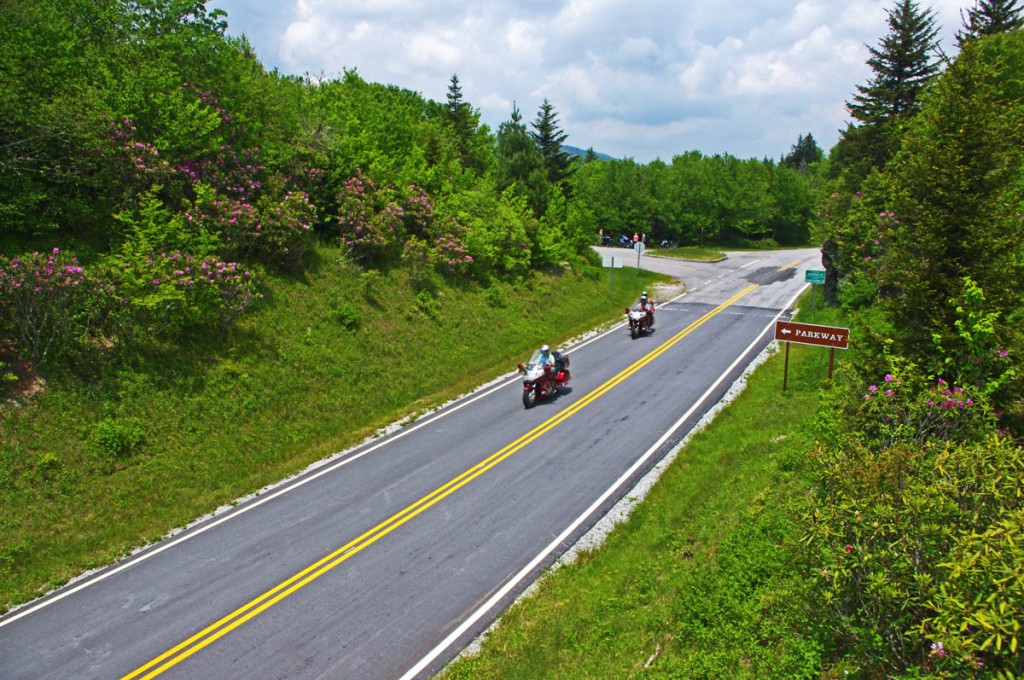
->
805, 269, 825, 284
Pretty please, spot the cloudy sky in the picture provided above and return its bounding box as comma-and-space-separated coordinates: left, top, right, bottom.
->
208, 0, 966, 163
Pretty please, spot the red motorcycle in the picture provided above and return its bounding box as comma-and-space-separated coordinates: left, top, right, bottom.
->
517, 349, 571, 408
626, 303, 653, 339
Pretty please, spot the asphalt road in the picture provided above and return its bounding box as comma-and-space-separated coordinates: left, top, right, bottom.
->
0, 245, 823, 679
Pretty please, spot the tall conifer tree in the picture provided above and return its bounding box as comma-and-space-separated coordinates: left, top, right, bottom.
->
835, 0, 940, 181
956, 0, 1023, 46
782, 133, 823, 172
496, 104, 548, 215
444, 73, 487, 173
530, 99, 572, 186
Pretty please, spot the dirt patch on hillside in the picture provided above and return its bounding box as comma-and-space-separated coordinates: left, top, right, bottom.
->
1, 341, 45, 404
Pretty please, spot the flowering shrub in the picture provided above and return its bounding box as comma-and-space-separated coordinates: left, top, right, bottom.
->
401, 237, 434, 287
0, 249, 112, 365
433, 227, 474, 276
0, 246, 261, 368
106, 250, 260, 336
804, 435, 1024, 676
112, 117, 174, 180
113, 85, 324, 271
337, 171, 406, 265
253, 187, 316, 270
184, 183, 259, 253
848, 360, 997, 449
805, 355, 1022, 675
337, 170, 471, 276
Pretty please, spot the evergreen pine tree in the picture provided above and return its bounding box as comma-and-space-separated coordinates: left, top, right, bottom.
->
445, 73, 473, 139
444, 73, 487, 173
956, 0, 1023, 46
496, 104, 549, 216
836, 0, 940, 181
529, 99, 573, 186
782, 133, 823, 172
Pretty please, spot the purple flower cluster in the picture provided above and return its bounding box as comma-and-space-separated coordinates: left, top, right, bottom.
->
0, 248, 85, 295
111, 84, 321, 267
336, 170, 471, 275
0, 249, 112, 364
112, 118, 173, 179
927, 381, 976, 411
434, 233, 473, 270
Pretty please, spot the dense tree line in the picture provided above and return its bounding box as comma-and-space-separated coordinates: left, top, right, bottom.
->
571, 152, 816, 247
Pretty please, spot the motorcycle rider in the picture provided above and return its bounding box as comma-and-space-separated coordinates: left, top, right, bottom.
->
539, 344, 568, 376
639, 291, 654, 327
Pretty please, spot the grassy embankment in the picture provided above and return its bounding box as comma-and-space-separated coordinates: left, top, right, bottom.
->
0, 244, 665, 611
647, 246, 727, 261
443, 296, 846, 678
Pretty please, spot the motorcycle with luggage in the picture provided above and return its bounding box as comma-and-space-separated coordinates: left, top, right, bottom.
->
626, 303, 653, 339
517, 348, 571, 408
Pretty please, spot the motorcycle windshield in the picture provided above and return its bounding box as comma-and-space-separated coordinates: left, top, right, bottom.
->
526, 349, 554, 371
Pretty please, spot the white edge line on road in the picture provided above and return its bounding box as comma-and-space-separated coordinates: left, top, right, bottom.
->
400, 282, 809, 680
0, 297, 664, 629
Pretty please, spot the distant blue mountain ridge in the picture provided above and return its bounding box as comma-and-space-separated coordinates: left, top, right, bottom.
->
564, 144, 614, 161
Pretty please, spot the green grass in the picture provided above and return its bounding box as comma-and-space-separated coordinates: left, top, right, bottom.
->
441, 300, 849, 679
647, 246, 727, 261
0, 244, 666, 610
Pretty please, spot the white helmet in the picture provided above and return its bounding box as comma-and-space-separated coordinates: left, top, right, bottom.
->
540, 344, 550, 353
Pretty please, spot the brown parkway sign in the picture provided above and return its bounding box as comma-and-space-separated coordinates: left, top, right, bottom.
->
774, 320, 850, 349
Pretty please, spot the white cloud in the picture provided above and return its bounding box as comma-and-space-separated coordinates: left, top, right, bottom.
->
213, 0, 967, 162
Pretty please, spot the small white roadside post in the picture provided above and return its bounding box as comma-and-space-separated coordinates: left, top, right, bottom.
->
602, 254, 623, 298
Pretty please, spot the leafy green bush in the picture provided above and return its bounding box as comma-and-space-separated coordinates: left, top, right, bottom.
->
0, 359, 16, 389
804, 435, 1024, 676
92, 417, 147, 460
328, 302, 361, 331
804, 356, 1023, 676
927, 507, 1024, 676
440, 189, 531, 280
413, 290, 440, 320
483, 283, 510, 309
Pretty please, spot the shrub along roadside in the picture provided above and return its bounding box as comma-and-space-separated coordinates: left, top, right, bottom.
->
803, 352, 1024, 676
0, 242, 665, 611
442, 299, 842, 679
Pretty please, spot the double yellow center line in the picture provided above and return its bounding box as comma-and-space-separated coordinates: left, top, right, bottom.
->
124, 282, 763, 679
